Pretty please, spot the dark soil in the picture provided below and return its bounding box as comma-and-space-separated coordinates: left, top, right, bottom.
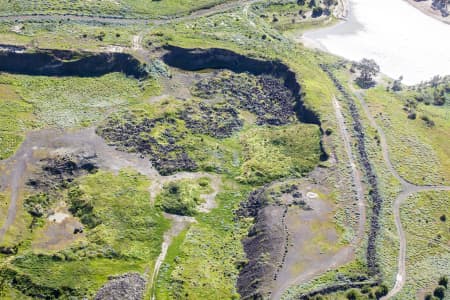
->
97, 114, 197, 175
27, 152, 98, 192
236, 184, 306, 299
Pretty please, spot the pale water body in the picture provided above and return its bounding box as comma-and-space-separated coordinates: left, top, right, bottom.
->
303, 0, 450, 85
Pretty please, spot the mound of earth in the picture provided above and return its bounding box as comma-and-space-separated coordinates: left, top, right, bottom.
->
94, 273, 146, 300
236, 183, 306, 299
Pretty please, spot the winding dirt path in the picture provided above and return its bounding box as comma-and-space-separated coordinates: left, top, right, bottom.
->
332, 97, 366, 244
0, 0, 258, 25
0, 127, 221, 299
350, 87, 450, 299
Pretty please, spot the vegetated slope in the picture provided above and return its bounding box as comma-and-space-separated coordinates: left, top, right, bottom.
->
0, 0, 232, 18
397, 191, 450, 299
6, 0, 447, 298
0, 40, 325, 299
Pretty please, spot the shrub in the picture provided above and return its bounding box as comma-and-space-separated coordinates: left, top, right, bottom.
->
374, 284, 388, 298
433, 286, 446, 299
438, 276, 448, 288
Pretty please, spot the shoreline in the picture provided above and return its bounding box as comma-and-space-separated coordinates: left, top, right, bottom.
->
403, 0, 450, 25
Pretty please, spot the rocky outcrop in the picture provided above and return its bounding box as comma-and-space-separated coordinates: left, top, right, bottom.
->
0, 46, 148, 79
94, 273, 146, 300
162, 45, 321, 126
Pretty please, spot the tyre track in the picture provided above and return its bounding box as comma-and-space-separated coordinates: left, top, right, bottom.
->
349, 84, 450, 299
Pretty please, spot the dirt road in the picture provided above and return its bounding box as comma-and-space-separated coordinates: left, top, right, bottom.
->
351, 87, 450, 299
0, 0, 258, 25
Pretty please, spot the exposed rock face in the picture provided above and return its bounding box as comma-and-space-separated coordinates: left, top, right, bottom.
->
27, 152, 98, 192
94, 273, 146, 300
0, 46, 148, 79
238, 205, 287, 299
162, 45, 321, 126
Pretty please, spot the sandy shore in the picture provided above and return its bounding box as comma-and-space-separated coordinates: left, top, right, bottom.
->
403, 0, 450, 25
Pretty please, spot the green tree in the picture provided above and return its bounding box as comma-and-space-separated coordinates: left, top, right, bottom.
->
355, 58, 380, 88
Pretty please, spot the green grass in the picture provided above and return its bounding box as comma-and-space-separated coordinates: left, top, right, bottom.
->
1, 170, 169, 298
155, 177, 212, 216
0, 82, 34, 160
251, 0, 338, 32
239, 124, 321, 184
155, 179, 251, 300
365, 87, 450, 185
0, 21, 141, 50
8, 72, 156, 128
394, 191, 450, 299
0, 0, 231, 18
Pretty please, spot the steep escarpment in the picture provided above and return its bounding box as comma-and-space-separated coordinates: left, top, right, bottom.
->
162, 45, 321, 126
0, 47, 148, 79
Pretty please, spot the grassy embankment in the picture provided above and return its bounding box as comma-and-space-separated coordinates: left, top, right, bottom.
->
251, 0, 339, 33
1, 170, 169, 299
0, 0, 231, 18
394, 191, 450, 299
364, 87, 450, 185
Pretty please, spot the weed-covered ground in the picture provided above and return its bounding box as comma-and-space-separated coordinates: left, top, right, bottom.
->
364, 87, 450, 185
1, 0, 447, 298
1, 170, 169, 298
0, 0, 231, 18
396, 191, 450, 299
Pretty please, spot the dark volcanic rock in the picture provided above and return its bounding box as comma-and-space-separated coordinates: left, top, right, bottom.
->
94, 273, 146, 300
162, 45, 321, 126
27, 152, 98, 192
192, 71, 297, 126
0, 47, 148, 79
180, 101, 243, 138
97, 114, 197, 175
236, 188, 288, 299
320, 64, 383, 277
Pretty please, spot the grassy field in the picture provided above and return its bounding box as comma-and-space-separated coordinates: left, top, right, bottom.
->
395, 191, 450, 300
0, 82, 34, 160
0, 0, 231, 18
155, 177, 212, 216
0, 21, 141, 50
1, 170, 169, 298
364, 87, 450, 185
155, 178, 251, 300
239, 124, 321, 184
